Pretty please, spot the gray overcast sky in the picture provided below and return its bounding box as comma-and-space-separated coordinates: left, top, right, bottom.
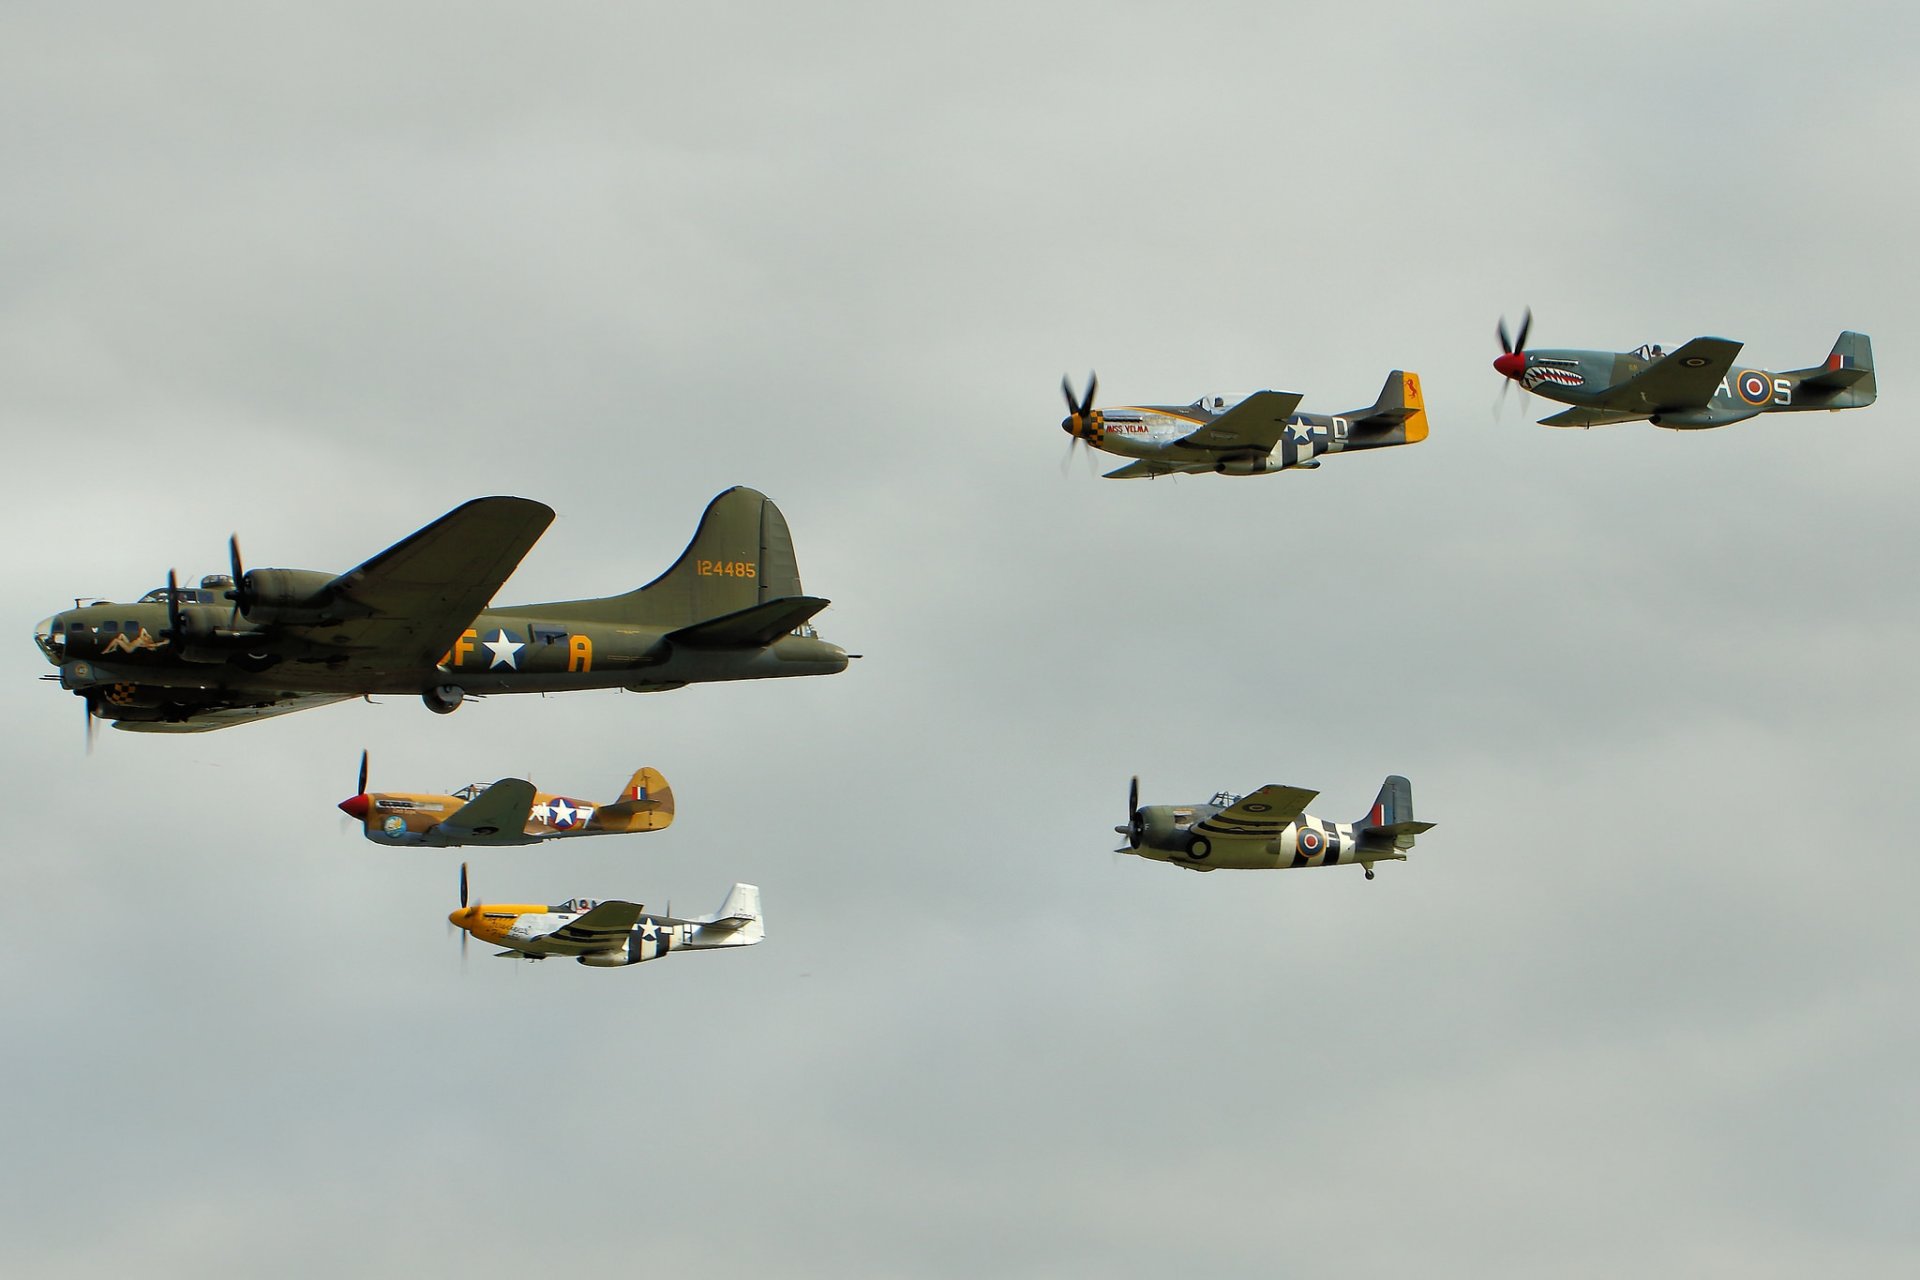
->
4, 2, 1918, 1276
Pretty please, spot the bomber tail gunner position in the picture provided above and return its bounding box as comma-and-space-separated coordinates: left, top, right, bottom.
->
34, 487, 850, 734
448, 866, 764, 968
1059, 369, 1427, 478
1492, 310, 1877, 429
1114, 775, 1434, 878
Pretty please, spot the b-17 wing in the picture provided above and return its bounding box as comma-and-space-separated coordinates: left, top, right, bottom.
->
114, 694, 354, 733
1172, 391, 1305, 453
435, 778, 537, 841
1598, 337, 1743, 414
301, 496, 556, 672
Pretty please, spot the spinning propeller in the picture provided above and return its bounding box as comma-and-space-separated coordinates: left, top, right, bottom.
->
225, 534, 255, 623
1494, 308, 1534, 414
1059, 372, 1102, 473
1115, 774, 1144, 851
452, 861, 477, 961
338, 750, 372, 826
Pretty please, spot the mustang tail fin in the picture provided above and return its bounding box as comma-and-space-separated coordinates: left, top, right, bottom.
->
1356, 775, 1434, 853
1346, 371, 1428, 445
1789, 331, 1875, 408
688, 883, 764, 947
595, 766, 675, 832
508, 487, 819, 630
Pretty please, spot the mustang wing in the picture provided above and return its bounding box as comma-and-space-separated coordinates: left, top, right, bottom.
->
113, 694, 354, 733
1537, 406, 1652, 428
1600, 337, 1743, 413
1194, 784, 1320, 839
543, 901, 645, 948
435, 778, 538, 841
1102, 459, 1212, 479
1172, 391, 1305, 453
297, 496, 556, 673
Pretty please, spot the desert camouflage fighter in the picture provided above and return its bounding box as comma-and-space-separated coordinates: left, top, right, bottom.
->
337, 751, 673, 848
1493, 310, 1876, 428
35, 487, 849, 736
1115, 775, 1433, 878
448, 864, 763, 968
1058, 370, 1427, 478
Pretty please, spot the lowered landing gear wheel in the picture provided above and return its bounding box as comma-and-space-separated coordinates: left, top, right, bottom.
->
423, 684, 465, 715
1364, 868, 1376, 880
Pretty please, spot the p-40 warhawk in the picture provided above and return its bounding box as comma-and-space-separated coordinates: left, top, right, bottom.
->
1493, 311, 1876, 428
1058, 370, 1427, 478
1115, 775, 1433, 878
338, 751, 673, 847
448, 866, 763, 967
34, 487, 848, 734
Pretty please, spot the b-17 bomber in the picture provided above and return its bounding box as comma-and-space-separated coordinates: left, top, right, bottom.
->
1115, 775, 1433, 878
35, 487, 848, 735
448, 865, 763, 968
1493, 310, 1876, 429
1058, 369, 1427, 478
338, 751, 673, 848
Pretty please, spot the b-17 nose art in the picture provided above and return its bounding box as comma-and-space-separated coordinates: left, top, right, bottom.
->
337, 750, 673, 848
35, 487, 849, 735
1058, 370, 1427, 479
447, 864, 763, 968
1114, 775, 1433, 878
1492, 309, 1876, 429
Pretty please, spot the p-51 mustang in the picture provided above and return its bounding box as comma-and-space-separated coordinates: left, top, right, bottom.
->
35, 487, 848, 735
1058, 370, 1427, 478
448, 865, 763, 967
338, 751, 673, 847
1115, 775, 1433, 878
1493, 311, 1876, 428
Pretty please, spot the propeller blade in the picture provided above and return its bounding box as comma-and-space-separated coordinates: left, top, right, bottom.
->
1125, 775, 1145, 849
459, 862, 469, 909
164, 569, 185, 640
356, 748, 369, 796
1128, 775, 1139, 817
1061, 374, 1078, 415
1513, 307, 1532, 354
1082, 372, 1097, 417
83, 697, 97, 756
226, 534, 250, 622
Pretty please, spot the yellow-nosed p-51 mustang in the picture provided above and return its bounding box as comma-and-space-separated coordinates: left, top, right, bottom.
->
448, 866, 763, 968
1059, 370, 1427, 478
338, 751, 672, 848
35, 487, 849, 735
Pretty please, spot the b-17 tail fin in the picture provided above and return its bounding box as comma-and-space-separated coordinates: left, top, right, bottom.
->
1356, 775, 1434, 853
512, 488, 816, 631
1789, 331, 1876, 408
1346, 371, 1428, 445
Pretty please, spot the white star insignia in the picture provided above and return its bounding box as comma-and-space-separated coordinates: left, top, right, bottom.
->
1286, 423, 1314, 445
482, 629, 523, 670
549, 799, 576, 827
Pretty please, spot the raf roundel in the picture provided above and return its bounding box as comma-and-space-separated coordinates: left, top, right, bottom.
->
1737, 370, 1774, 406
1298, 828, 1324, 857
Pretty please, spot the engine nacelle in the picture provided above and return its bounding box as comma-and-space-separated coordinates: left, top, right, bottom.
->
236, 568, 338, 622
423, 684, 465, 714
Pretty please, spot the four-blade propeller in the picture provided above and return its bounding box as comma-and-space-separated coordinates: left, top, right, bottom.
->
1059, 372, 1102, 473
